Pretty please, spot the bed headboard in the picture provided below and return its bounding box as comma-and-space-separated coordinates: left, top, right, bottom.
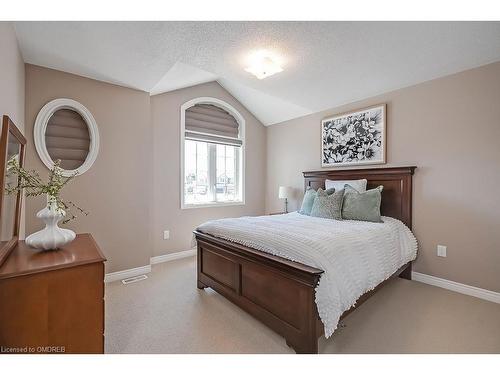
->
303, 166, 416, 228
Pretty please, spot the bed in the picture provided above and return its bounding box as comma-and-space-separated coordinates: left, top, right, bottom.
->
193, 166, 417, 353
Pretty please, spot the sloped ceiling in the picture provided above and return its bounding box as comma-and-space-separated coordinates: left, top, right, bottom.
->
13, 21, 500, 125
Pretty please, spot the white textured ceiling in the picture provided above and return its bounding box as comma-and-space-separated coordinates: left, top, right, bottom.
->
13, 21, 500, 125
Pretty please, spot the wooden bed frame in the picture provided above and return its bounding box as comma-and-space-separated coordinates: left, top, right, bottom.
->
194, 166, 416, 354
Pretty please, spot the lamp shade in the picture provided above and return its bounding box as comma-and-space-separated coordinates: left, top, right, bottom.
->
278, 186, 291, 199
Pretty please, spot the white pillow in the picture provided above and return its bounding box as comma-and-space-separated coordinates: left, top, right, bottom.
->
325, 178, 367, 192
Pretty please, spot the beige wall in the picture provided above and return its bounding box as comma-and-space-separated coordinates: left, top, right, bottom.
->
151, 82, 267, 257
266, 61, 500, 292
25, 64, 153, 273
0, 22, 24, 130
0, 22, 25, 238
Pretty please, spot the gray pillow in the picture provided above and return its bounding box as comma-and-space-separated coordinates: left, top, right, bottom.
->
325, 178, 367, 192
299, 187, 335, 216
310, 188, 344, 220
342, 185, 383, 223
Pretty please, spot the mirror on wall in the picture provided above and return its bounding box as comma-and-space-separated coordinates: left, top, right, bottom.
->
0, 116, 26, 266
1, 132, 21, 242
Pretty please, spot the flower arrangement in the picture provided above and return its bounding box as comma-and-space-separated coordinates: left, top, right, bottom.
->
6, 156, 88, 224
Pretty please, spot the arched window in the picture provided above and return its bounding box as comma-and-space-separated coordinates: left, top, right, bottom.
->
181, 97, 245, 208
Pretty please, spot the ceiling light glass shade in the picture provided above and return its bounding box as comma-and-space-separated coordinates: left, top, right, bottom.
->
245, 51, 284, 79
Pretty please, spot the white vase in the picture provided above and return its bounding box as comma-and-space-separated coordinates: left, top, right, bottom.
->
26, 194, 76, 250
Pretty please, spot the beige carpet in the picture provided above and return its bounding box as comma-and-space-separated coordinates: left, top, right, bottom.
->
105, 256, 500, 354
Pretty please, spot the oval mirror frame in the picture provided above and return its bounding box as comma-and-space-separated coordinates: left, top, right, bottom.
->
34, 98, 100, 177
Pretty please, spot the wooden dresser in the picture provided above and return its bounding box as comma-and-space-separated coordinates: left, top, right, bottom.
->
0, 233, 106, 354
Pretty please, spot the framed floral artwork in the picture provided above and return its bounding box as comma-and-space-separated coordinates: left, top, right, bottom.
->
321, 104, 386, 167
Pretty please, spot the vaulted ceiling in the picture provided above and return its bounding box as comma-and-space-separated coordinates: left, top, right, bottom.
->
13, 21, 500, 125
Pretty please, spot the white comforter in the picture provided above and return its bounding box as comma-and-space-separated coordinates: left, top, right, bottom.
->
197, 212, 418, 338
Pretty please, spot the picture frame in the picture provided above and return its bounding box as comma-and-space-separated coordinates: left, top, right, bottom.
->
321, 104, 386, 167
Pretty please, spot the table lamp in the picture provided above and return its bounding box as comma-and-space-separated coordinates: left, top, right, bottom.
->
278, 186, 292, 213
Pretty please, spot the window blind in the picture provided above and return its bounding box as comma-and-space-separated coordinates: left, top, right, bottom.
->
185, 104, 241, 146
45, 109, 91, 170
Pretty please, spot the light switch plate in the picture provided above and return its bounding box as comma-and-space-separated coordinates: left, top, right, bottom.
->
163, 230, 170, 240
437, 245, 447, 257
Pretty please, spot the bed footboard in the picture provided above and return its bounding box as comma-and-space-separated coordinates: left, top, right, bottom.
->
194, 231, 324, 354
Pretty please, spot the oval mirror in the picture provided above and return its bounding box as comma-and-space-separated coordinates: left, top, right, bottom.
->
34, 99, 99, 177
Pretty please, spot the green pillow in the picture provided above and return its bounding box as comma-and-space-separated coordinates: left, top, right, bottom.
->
310, 188, 344, 220
299, 187, 335, 216
342, 185, 384, 223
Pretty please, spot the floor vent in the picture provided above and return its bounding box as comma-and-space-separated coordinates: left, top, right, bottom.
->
121, 274, 148, 285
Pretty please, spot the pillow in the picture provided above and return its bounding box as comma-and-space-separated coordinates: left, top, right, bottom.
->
299, 187, 335, 216
310, 188, 344, 220
325, 178, 367, 192
342, 185, 383, 223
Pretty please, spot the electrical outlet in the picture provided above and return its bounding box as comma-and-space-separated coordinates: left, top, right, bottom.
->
437, 245, 447, 257
163, 230, 170, 240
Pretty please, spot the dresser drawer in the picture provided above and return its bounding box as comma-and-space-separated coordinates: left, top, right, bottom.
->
0, 262, 104, 353
0, 234, 106, 354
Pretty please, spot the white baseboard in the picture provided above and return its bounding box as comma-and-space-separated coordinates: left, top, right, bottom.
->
105, 264, 152, 283
412, 271, 500, 304
150, 248, 196, 265
105, 249, 196, 283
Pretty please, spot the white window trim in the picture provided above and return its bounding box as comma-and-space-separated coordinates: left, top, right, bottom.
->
180, 97, 245, 209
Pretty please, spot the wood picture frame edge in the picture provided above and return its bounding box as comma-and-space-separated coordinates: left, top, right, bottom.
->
0, 115, 27, 268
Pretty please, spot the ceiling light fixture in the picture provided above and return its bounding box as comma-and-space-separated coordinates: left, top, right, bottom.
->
244, 50, 284, 80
